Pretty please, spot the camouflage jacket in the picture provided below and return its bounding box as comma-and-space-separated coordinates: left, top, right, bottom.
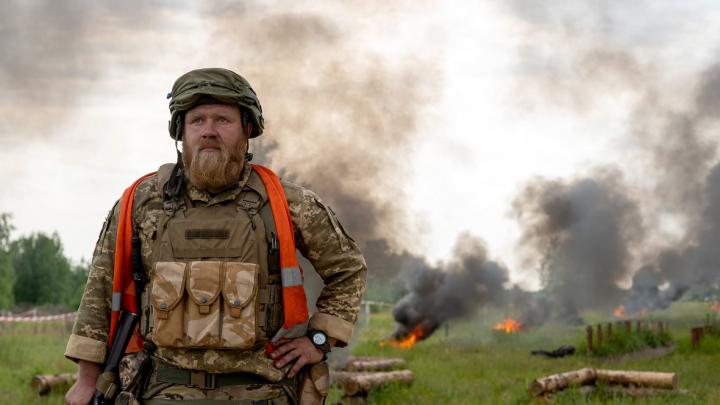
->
65, 163, 367, 368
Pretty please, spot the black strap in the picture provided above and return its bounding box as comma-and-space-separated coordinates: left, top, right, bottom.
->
131, 234, 145, 313
258, 200, 279, 275
156, 366, 269, 389
163, 161, 186, 215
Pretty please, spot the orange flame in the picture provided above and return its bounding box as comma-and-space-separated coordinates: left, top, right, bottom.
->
494, 318, 522, 334
614, 305, 626, 318
614, 305, 650, 318
381, 325, 425, 349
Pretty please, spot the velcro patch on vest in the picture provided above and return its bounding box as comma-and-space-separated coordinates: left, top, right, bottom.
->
185, 229, 230, 239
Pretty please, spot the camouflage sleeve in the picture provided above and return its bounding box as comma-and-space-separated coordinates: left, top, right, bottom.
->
285, 182, 368, 347
64, 200, 119, 364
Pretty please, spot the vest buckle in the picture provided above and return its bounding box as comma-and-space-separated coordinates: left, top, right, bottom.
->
189, 370, 216, 389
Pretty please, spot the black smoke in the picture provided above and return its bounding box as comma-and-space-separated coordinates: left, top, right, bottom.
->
391, 234, 509, 340
1, 1, 441, 275
504, 0, 720, 321
512, 170, 643, 324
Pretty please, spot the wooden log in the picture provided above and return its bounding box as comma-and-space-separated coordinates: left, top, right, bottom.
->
31, 373, 77, 395
579, 386, 687, 397
595, 369, 677, 389
333, 370, 414, 396
345, 357, 407, 372
596, 324, 603, 347
528, 367, 597, 397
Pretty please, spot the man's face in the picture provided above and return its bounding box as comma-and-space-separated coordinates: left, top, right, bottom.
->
181, 103, 251, 193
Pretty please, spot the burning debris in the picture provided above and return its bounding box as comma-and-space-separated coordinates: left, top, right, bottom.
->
387, 234, 509, 345
381, 324, 428, 350
494, 318, 523, 334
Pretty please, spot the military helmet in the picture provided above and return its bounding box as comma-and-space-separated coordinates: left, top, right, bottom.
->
167, 68, 264, 139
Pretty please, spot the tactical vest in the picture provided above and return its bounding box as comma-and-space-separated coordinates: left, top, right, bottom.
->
139, 164, 289, 380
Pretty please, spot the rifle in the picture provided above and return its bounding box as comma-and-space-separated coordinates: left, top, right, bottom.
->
92, 311, 139, 404
92, 234, 147, 404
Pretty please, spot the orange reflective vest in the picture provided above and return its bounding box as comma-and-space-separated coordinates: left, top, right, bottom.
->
107, 165, 308, 353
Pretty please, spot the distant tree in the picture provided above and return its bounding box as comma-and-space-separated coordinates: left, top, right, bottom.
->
67, 260, 91, 309
12, 232, 73, 306
0, 214, 15, 309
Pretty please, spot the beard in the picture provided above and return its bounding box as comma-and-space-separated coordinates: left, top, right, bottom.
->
182, 136, 247, 193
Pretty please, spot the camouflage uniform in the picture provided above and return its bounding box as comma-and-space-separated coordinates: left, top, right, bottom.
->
65, 162, 367, 401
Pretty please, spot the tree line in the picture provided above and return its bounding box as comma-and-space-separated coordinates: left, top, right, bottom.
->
0, 213, 89, 311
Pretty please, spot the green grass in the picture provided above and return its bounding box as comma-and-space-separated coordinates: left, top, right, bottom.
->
331, 302, 720, 404
0, 322, 76, 404
1, 302, 719, 404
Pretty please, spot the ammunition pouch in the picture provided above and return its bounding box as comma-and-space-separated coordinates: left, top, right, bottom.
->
149, 260, 259, 349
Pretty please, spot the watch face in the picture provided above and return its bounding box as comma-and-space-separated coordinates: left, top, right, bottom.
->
312, 332, 327, 346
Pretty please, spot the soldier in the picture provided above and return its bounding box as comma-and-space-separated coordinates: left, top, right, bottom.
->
64, 68, 367, 404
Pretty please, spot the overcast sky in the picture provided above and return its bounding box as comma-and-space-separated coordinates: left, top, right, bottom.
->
2, 0, 719, 287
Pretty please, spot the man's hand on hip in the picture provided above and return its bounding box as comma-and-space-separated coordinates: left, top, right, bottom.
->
269, 337, 326, 378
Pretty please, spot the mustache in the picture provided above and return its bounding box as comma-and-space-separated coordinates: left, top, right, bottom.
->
195, 139, 225, 151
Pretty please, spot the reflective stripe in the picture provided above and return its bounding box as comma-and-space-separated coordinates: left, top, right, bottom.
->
280, 266, 303, 287
112, 292, 122, 311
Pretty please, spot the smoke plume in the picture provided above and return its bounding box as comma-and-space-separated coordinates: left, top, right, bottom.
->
2, 1, 441, 270
391, 234, 509, 339
512, 169, 643, 324
504, 0, 720, 321
0, 0, 180, 136
216, 11, 437, 247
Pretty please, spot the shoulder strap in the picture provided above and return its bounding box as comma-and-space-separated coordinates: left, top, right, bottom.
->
157, 163, 175, 190
251, 164, 309, 345
157, 163, 185, 215
109, 171, 155, 352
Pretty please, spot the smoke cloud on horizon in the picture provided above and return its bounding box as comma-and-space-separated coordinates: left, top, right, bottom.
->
506, 1, 720, 323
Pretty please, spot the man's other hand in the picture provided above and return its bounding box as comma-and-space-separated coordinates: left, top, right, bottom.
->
65, 360, 101, 405
269, 337, 326, 378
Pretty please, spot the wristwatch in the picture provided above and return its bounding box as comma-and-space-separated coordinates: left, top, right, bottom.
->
307, 329, 332, 359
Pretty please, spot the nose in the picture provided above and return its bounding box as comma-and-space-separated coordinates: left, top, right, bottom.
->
200, 121, 219, 138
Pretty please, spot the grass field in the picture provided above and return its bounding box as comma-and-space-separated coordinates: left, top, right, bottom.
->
1, 302, 719, 404
331, 301, 720, 404
0, 322, 76, 404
